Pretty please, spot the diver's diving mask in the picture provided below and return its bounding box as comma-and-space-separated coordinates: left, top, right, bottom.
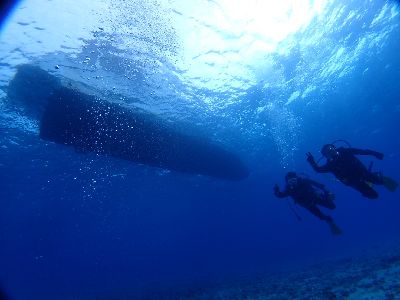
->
287, 177, 298, 188
322, 144, 339, 160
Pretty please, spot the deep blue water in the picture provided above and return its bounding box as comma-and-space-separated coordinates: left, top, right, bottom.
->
1, 1, 400, 299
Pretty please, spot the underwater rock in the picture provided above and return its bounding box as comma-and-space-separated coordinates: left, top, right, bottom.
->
163, 248, 400, 299
7, 64, 249, 180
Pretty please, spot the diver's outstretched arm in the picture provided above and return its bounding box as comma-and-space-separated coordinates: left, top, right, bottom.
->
347, 148, 384, 160
306, 152, 330, 173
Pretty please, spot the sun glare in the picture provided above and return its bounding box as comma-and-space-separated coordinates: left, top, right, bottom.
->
173, 0, 328, 89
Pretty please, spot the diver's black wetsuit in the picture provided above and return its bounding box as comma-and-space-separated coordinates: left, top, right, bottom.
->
308, 147, 383, 199
275, 177, 335, 221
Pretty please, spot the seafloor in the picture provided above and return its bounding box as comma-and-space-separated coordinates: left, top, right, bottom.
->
156, 247, 400, 300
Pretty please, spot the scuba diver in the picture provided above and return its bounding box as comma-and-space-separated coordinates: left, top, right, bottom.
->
274, 172, 342, 235
306, 142, 398, 199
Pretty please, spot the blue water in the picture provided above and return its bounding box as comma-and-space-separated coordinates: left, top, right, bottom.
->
1, 0, 400, 299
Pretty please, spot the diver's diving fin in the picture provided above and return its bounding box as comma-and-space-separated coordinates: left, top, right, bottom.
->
382, 176, 399, 192
327, 219, 342, 235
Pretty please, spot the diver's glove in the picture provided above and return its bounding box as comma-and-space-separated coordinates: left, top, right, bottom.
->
374, 152, 384, 160
306, 152, 315, 164
273, 184, 279, 195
